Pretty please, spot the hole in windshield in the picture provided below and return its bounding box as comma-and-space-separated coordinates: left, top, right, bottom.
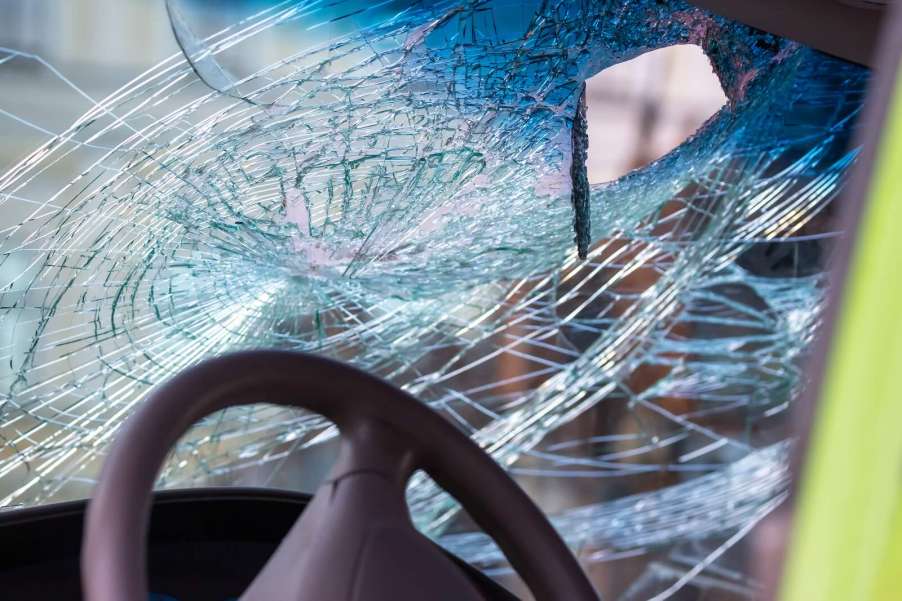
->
586, 44, 728, 184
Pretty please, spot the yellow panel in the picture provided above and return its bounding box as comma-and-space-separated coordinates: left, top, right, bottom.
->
779, 70, 902, 601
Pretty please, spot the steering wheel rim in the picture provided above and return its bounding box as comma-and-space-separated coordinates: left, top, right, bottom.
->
81, 350, 598, 601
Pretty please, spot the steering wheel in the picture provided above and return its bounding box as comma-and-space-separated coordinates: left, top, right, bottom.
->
81, 350, 599, 601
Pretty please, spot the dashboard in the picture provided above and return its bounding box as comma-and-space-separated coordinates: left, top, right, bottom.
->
0, 488, 515, 601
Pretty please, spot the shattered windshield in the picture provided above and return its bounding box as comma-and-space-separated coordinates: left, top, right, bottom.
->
0, 0, 868, 598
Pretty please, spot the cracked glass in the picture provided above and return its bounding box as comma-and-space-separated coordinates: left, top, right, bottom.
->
0, 0, 869, 598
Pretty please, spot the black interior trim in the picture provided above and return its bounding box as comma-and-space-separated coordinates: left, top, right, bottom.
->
0, 488, 518, 601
